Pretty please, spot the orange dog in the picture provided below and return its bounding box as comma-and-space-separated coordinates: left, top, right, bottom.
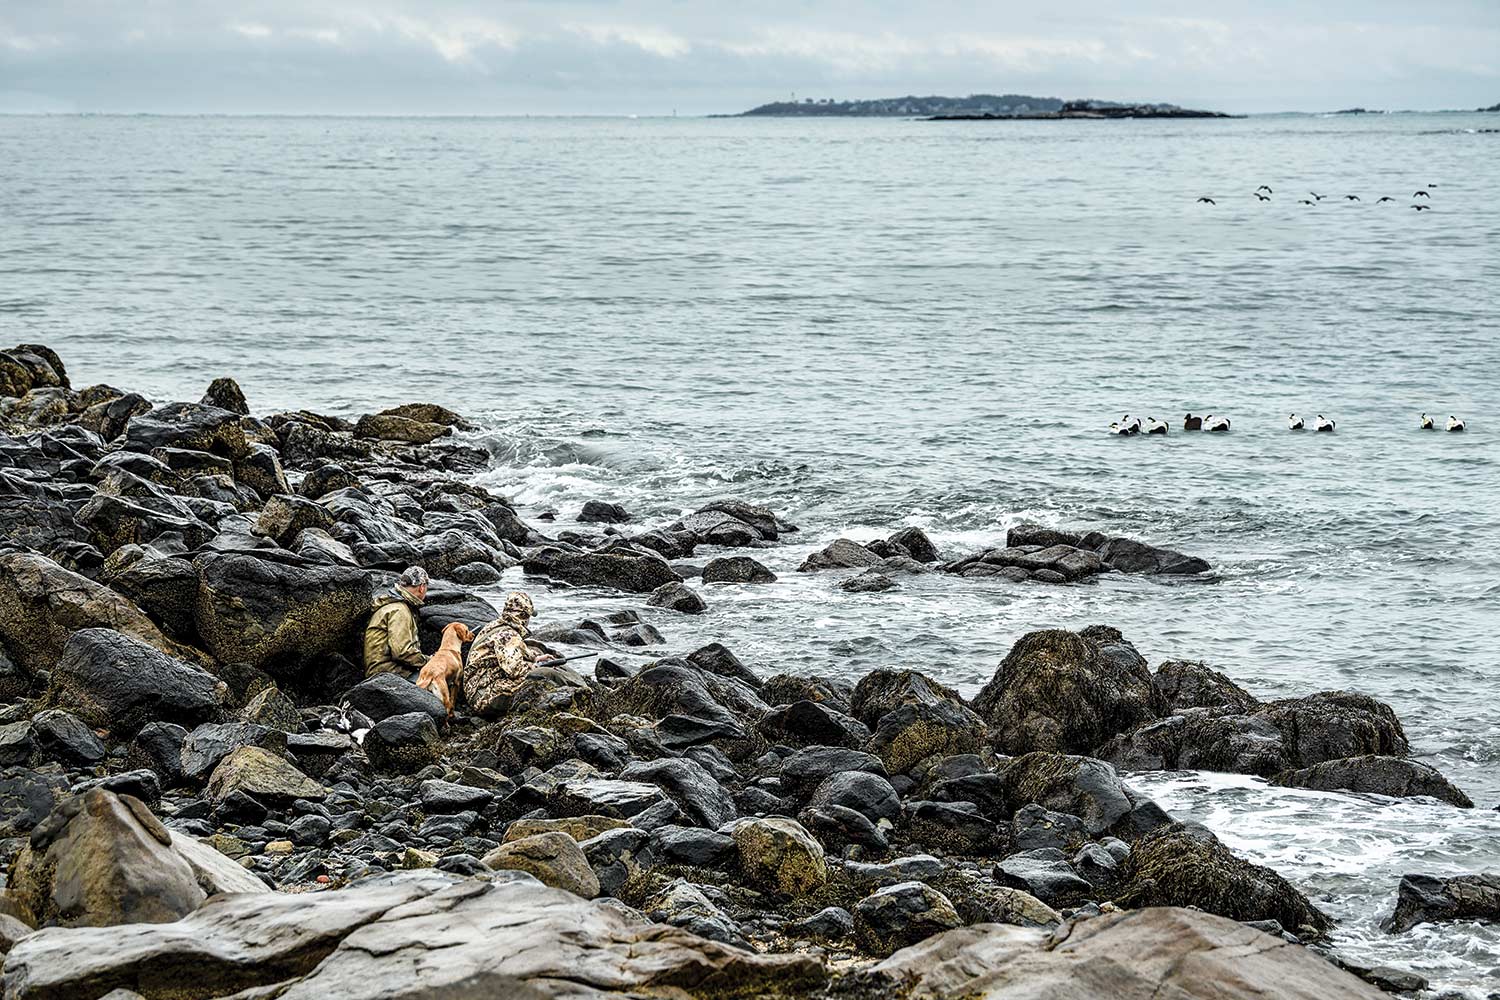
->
416, 622, 474, 717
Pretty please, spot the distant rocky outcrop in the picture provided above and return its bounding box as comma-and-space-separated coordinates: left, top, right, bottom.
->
735, 94, 1231, 120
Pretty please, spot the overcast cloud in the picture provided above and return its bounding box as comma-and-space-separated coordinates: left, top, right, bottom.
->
2, 1, 1497, 115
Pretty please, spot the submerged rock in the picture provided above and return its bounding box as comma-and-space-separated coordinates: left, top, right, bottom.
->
702, 555, 777, 584
799, 538, 881, 572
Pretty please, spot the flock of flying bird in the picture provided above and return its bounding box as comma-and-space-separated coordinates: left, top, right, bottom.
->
1107, 412, 1466, 436
1196, 184, 1438, 210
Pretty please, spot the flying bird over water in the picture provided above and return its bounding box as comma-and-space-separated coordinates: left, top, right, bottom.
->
1414, 190, 1430, 198
1377, 197, 1396, 203
1310, 192, 1326, 200
1256, 185, 1273, 194
1315, 415, 1336, 432
1288, 414, 1305, 430
1298, 199, 1315, 205
1412, 205, 1430, 211
1345, 195, 1361, 201
1447, 416, 1466, 432
1197, 197, 1216, 204
1419, 412, 1435, 430
1254, 193, 1270, 201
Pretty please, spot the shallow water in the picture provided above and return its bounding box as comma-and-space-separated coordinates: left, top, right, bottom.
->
3, 112, 1498, 991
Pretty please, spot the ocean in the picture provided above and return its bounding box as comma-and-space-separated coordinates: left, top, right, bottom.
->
2, 111, 1497, 991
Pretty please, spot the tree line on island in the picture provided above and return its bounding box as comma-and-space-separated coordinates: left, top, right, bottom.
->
731, 94, 1230, 119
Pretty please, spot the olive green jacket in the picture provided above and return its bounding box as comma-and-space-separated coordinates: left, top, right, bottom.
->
363, 593, 425, 678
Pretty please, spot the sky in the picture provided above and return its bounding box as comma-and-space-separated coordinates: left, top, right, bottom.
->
1, 1, 1497, 115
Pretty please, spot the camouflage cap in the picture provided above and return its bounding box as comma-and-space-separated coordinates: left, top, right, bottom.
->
502, 591, 535, 620
399, 566, 430, 588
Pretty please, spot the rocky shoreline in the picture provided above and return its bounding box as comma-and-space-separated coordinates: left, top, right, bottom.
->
0, 343, 1492, 999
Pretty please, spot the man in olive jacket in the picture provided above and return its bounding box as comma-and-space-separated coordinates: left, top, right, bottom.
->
363, 566, 430, 679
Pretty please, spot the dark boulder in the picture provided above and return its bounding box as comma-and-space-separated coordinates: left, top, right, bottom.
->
191, 551, 373, 677
851, 670, 988, 773
50, 629, 225, 738
254, 495, 335, 547
1270, 755, 1473, 807
972, 626, 1157, 755
200, 378, 249, 415
994, 850, 1094, 905
1152, 659, 1259, 713
341, 673, 446, 726
1255, 691, 1409, 768
1097, 710, 1289, 777
759, 700, 869, 749
603, 659, 763, 751
179, 722, 286, 785
645, 581, 706, 614
353, 413, 450, 444
362, 712, 442, 772
1381, 871, 1500, 933
781, 746, 888, 799
122, 402, 249, 461
98, 547, 200, 643
853, 881, 963, 956
1113, 822, 1332, 935
299, 464, 359, 500
30, 710, 106, 767
619, 757, 736, 829
1095, 536, 1211, 575
877, 527, 940, 563
523, 547, 680, 593
126, 722, 188, 787
999, 753, 1134, 836
578, 500, 631, 524
798, 538, 880, 572
807, 770, 901, 825
702, 556, 777, 584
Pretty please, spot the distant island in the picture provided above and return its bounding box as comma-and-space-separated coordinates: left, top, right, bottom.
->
732, 94, 1230, 119
1481, 101, 1500, 112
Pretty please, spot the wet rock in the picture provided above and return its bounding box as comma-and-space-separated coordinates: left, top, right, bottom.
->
581, 827, 653, 896
854, 880, 964, 956
341, 673, 447, 726
1256, 691, 1409, 768
254, 494, 335, 546
126, 722, 188, 787
123, 402, 249, 461
645, 879, 749, 948
482, 832, 600, 898
377, 401, 472, 429
523, 546, 680, 593
363, 712, 442, 773
874, 527, 941, 563
840, 569, 897, 592
0, 768, 71, 838
419, 779, 493, 814
759, 699, 870, 749
852, 669, 988, 774
200, 377, 249, 415
97, 547, 200, 642
652, 825, 737, 867
233, 443, 290, 499
0, 722, 33, 767
905, 799, 1007, 855
686, 642, 763, 689
1153, 659, 1260, 713
579, 500, 631, 524
618, 757, 736, 828
864, 907, 1384, 1000
1271, 755, 1473, 808
604, 658, 762, 750
1113, 822, 1332, 935
994, 850, 1093, 905
10, 789, 207, 927
798, 537, 881, 572
801, 803, 890, 853
732, 817, 828, 896
788, 906, 855, 941
972, 626, 1157, 755
0, 550, 181, 676
1011, 803, 1087, 852
1097, 709, 1290, 777
702, 555, 777, 584
1095, 535, 1211, 575
50, 628, 225, 738
353, 413, 451, 444
299, 463, 359, 500
999, 753, 1134, 836
551, 778, 669, 820
808, 770, 901, 825
645, 581, 707, 614
29, 710, 105, 767
1381, 871, 1500, 932
206, 746, 326, 804
781, 745, 888, 799
240, 685, 301, 732
180, 722, 286, 784
192, 550, 373, 677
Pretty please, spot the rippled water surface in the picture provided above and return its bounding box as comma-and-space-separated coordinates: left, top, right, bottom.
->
3, 113, 1498, 992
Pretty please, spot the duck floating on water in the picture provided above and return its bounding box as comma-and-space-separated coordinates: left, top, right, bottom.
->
1315, 414, 1336, 432
1144, 417, 1168, 435
1419, 412, 1434, 430
1204, 414, 1231, 432
1183, 413, 1203, 431
1288, 413, 1305, 430
1447, 415, 1466, 432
